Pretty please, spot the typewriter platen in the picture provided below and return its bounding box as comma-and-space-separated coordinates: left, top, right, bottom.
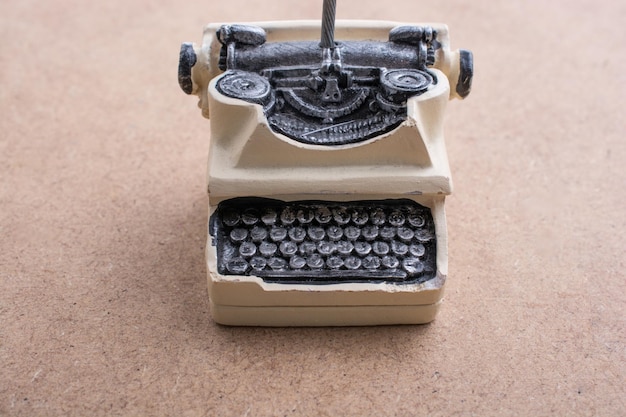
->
179, 1, 472, 325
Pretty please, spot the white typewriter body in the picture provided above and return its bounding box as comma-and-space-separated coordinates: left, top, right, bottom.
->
182, 20, 471, 325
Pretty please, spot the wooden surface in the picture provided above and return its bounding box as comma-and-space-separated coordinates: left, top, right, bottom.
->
1, 0, 624, 415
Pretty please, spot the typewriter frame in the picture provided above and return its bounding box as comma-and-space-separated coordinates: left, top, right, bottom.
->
185, 20, 468, 326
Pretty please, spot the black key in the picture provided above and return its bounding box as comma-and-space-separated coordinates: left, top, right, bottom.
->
382, 255, 399, 269
317, 241, 336, 256
402, 257, 424, 274
391, 240, 408, 256
344, 256, 362, 270
270, 226, 287, 242
279, 241, 298, 257
261, 208, 278, 225
296, 208, 314, 224
336, 240, 354, 255
409, 243, 426, 257
344, 226, 361, 240
288, 226, 307, 243
239, 241, 257, 257
250, 256, 267, 270
380, 227, 396, 241
226, 257, 249, 274
397, 227, 414, 242
299, 241, 317, 256
307, 254, 324, 269
372, 241, 390, 255
354, 241, 372, 256
307, 226, 325, 241
222, 210, 240, 227
289, 255, 306, 269
250, 225, 268, 242
351, 209, 368, 225
327, 256, 344, 269
370, 208, 386, 225
241, 208, 259, 225
362, 255, 381, 269
326, 225, 343, 240
259, 242, 277, 257
414, 229, 434, 242
315, 207, 332, 224
407, 211, 425, 227
388, 210, 405, 227
230, 228, 248, 242
268, 257, 288, 271
332, 207, 351, 225
280, 207, 296, 225
362, 225, 379, 241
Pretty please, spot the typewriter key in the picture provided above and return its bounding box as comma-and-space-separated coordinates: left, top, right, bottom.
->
407, 212, 425, 227
332, 207, 351, 225
317, 241, 336, 256
362, 225, 379, 241
351, 210, 369, 225
222, 210, 240, 227
270, 226, 288, 242
391, 240, 408, 256
402, 257, 424, 274
409, 243, 426, 257
380, 226, 396, 241
289, 255, 307, 269
296, 208, 314, 224
336, 240, 354, 255
307, 254, 324, 269
307, 226, 326, 241
388, 210, 405, 227
299, 241, 317, 256
315, 207, 332, 224
397, 227, 414, 242
354, 241, 372, 256
250, 225, 268, 242
372, 241, 390, 256
344, 226, 361, 240
250, 256, 267, 271
259, 242, 278, 257
268, 257, 288, 271
241, 208, 259, 225
362, 255, 381, 269
227, 257, 249, 274
261, 208, 277, 225
279, 241, 298, 257
414, 229, 434, 242
370, 208, 386, 225
288, 226, 307, 243
229, 228, 248, 242
326, 225, 343, 240
382, 255, 400, 269
344, 256, 362, 270
327, 256, 344, 269
280, 207, 296, 225
239, 241, 257, 257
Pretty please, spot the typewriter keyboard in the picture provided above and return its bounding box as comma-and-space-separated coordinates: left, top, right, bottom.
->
210, 198, 437, 284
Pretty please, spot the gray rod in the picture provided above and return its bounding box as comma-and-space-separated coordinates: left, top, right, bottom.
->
320, 0, 337, 49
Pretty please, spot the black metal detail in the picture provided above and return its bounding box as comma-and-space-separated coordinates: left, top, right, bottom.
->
214, 23, 440, 146
216, 70, 274, 108
210, 197, 437, 285
456, 49, 473, 99
178, 42, 197, 95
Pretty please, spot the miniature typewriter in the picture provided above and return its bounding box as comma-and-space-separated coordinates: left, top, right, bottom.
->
178, 0, 472, 325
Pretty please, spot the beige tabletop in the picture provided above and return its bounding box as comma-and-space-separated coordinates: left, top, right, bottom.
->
1, 0, 624, 415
